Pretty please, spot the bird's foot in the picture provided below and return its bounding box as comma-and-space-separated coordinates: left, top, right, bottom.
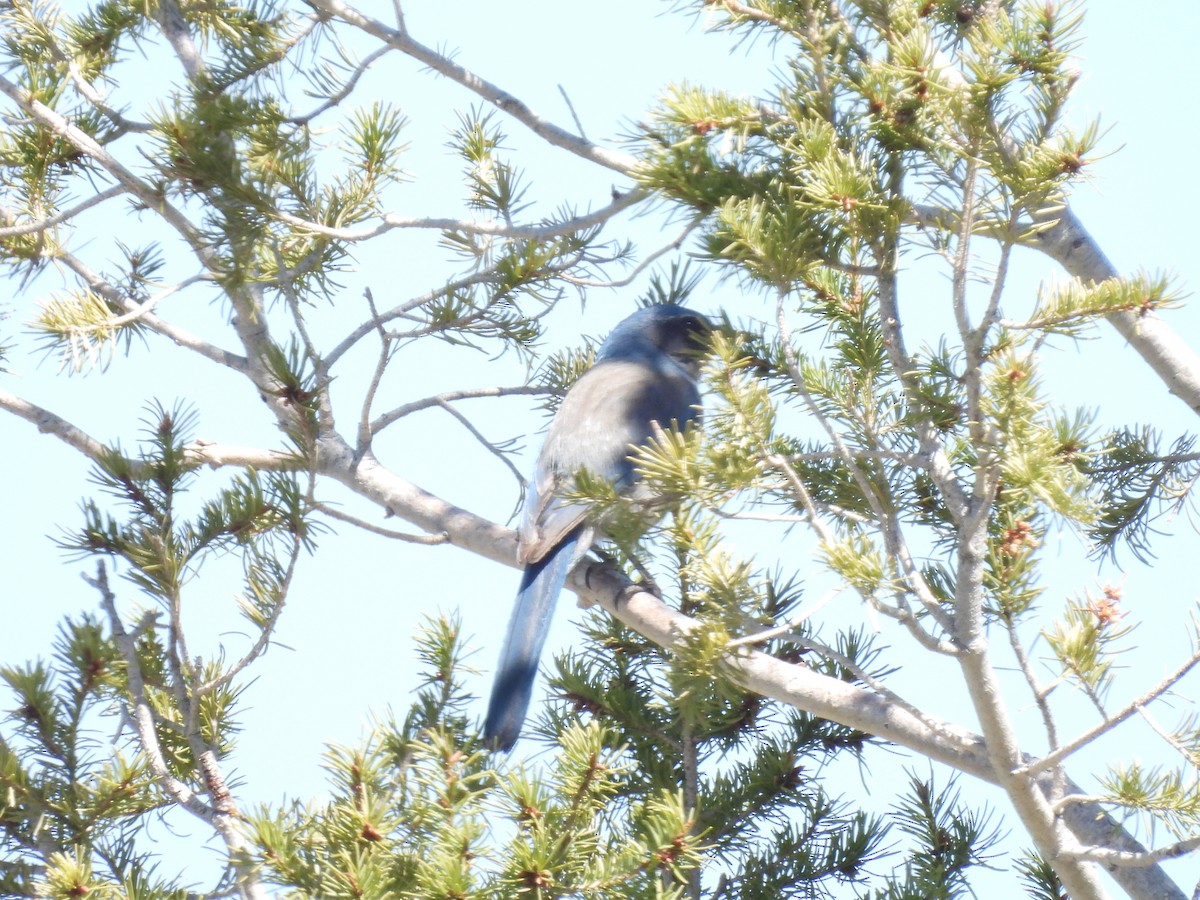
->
579, 549, 665, 608
627, 555, 661, 598
579, 553, 623, 608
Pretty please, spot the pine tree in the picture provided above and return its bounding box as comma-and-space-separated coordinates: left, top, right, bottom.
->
1, 2, 1198, 898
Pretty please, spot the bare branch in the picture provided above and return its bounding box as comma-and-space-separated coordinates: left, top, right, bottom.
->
557, 83, 587, 140
434, 397, 525, 486
356, 287, 393, 451
371, 385, 544, 435
0, 387, 117, 463
314, 500, 451, 544
1057, 827, 1200, 868
0, 392, 304, 477
184, 441, 303, 471
154, 0, 204, 79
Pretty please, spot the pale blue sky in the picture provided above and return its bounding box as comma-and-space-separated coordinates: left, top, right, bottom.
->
2, 2, 1199, 893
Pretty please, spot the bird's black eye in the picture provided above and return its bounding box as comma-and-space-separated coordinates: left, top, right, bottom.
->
683, 316, 710, 343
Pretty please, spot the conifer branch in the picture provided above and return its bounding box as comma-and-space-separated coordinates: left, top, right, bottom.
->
275, 190, 644, 242
0, 390, 301, 474
0, 186, 126, 237
67, 274, 213, 333
306, 0, 639, 174
1015, 640, 1200, 779
289, 43, 393, 124
876, 234, 973, 521
309, 420, 1175, 896
1032, 206, 1200, 415
0, 76, 203, 250
325, 270, 516, 368
775, 298, 957, 638
86, 563, 268, 900
557, 215, 704, 289
50, 250, 248, 371
61, 57, 153, 134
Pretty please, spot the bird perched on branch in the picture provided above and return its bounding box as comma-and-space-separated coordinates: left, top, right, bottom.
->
485, 304, 711, 752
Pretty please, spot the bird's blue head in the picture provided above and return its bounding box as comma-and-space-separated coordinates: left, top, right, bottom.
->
596, 304, 712, 378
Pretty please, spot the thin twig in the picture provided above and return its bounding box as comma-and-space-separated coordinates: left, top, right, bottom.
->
315, 501, 450, 543
307, 0, 638, 173
68, 273, 214, 333
726, 585, 846, 647
289, 43, 393, 123
435, 397, 526, 485
371, 385, 544, 435
558, 215, 703, 289
275, 188, 643, 242
557, 83, 588, 140
1015, 641, 1200, 778
0, 186, 127, 237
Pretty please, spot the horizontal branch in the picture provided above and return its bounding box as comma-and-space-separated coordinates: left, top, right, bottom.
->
309, 426, 1182, 900
184, 441, 304, 471
1062, 833, 1200, 869
276, 188, 644, 242
0, 387, 115, 462
0, 392, 302, 473
7, 372, 1182, 898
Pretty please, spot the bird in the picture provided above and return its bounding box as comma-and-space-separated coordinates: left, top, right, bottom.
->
484, 303, 711, 752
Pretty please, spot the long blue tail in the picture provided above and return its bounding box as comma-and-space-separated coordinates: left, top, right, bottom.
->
484, 532, 581, 752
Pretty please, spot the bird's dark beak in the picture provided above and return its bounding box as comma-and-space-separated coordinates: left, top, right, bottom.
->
672, 316, 712, 379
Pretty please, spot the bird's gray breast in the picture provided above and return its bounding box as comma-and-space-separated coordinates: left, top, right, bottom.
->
518, 358, 700, 562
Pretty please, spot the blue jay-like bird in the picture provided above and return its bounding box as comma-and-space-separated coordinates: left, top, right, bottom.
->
485, 304, 711, 751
